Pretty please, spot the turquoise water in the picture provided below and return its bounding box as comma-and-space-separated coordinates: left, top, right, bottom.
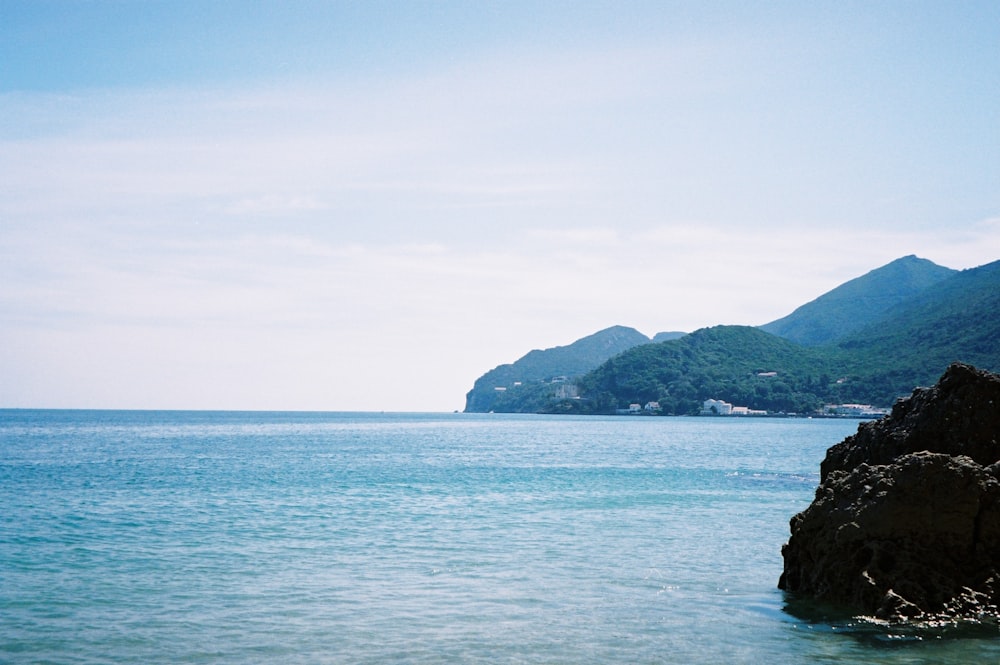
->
2, 410, 998, 664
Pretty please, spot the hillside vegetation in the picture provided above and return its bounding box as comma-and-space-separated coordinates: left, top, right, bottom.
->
833, 259, 1000, 405
572, 326, 839, 415
464, 325, 652, 412
561, 259, 1000, 415
760, 255, 956, 346
463, 256, 1000, 415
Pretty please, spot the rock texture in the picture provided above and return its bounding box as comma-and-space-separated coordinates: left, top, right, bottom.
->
779, 363, 1000, 623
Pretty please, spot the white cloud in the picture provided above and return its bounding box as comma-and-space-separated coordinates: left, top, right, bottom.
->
527, 228, 622, 246
221, 195, 327, 216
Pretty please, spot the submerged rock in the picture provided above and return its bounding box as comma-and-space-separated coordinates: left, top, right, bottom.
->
779, 363, 1000, 623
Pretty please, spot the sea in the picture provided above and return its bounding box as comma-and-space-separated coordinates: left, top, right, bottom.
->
2, 410, 998, 664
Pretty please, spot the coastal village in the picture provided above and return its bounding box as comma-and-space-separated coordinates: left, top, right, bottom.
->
496, 376, 891, 418
613, 398, 887, 418
694, 398, 889, 419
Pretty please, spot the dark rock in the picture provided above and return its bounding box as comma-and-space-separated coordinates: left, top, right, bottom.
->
820, 362, 1000, 481
779, 363, 1000, 623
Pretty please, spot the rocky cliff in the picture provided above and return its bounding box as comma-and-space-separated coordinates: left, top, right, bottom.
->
779, 363, 1000, 623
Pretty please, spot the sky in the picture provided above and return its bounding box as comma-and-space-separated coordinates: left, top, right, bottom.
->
1, 1, 998, 412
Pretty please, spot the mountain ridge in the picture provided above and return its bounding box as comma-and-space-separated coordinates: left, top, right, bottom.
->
831, 259, 1000, 404
464, 325, 652, 412
463, 256, 1000, 414
759, 255, 956, 346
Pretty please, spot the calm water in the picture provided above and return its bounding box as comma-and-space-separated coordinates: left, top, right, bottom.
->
2, 410, 998, 664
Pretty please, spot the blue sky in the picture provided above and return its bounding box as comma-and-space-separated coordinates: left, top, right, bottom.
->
1, 1, 998, 411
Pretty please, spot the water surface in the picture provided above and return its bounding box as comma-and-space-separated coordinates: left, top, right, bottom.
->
2, 410, 997, 663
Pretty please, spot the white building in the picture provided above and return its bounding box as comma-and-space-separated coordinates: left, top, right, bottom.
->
732, 406, 768, 416
701, 399, 767, 416
701, 399, 733, 415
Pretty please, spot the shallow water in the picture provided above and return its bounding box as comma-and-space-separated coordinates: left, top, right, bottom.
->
2, 410, 997, 663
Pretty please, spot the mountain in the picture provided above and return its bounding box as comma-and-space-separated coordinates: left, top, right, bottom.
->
760, 255, 956, 346
461, 256, 1000, 415
570, 325, 839, 415
463, 325, 652, 412
566, 260, 1000, 414
832, 259, 1000, 404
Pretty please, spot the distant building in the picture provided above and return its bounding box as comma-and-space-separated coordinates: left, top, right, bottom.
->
644, 401, 661, 413
732, 406, 768, 416
701, 398, 766, 416
701, 399, 733, 415
826, 403, 889, 418
617, 402, 657, 415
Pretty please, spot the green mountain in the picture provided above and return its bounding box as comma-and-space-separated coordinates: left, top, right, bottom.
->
760, 255, 956, 346
832, 259, 1000, 405
565, 260, 1000, 415
462, 256, 1000, 415
568, 325, 840, 415
464, 325, 652, 413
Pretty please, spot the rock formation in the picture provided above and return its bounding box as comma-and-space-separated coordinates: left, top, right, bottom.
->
779, 363, 1000, 623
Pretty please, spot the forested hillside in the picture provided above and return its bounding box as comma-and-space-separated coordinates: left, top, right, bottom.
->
462, 257, 1000, 415
464, 325, 651, 412
563, 260, 1000, 414
832, 259, 1000, 405
571, 326, 840, 415
760, 255, 955, 346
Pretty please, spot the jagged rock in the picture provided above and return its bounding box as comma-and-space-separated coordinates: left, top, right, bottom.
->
821, 362, 1000, 480
779, 363, 1000, 623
